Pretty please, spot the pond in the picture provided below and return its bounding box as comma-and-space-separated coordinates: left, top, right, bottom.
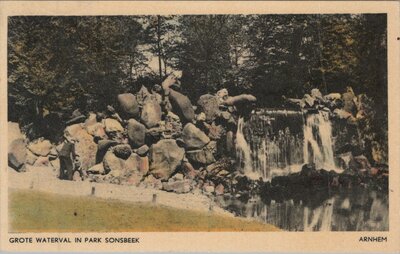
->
217, 188, 388, 231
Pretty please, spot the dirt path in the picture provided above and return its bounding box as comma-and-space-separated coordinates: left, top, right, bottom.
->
8, 166, 233, 216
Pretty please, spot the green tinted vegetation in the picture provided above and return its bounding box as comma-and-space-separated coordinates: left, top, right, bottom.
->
9, 189, 279, 232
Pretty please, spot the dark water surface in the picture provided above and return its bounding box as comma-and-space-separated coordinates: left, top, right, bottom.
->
217, 189, 388, 231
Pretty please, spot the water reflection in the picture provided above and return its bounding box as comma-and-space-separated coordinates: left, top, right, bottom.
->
218, 189, 388, 231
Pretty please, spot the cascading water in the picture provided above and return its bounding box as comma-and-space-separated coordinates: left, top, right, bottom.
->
236, 108, 341, 180
236, 117, 257, 178
303, 111, 338, 171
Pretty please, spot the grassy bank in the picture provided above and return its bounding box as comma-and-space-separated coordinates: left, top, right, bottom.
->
9, 189, 278, 232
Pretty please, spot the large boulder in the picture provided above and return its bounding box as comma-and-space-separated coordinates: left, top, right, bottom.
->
117, 93, 140, 118
86, 123, 107, 139
113, 144, 132, 160
342, 87, 356, 114
149, 139, 185, 180
186, 141, 216, 165
8, 138, 27, 171
102, 118, 124, 133
324, 93, 341, 101
310, 88, 324, 101
126, 119, 146, 148
25, 150, 38, 165
96, 139, 118, 163
139, 174, 162, 189
162, 179, 192, 194
169, 89, 195, 123
8, 122, 26, 170
64, 124, 97, 170
182, 123, 210, 150
103, 150, 139, 176
141, 96, 162, 128
8, 122, 24, 148
85, 114, 106, 139
27, 139, 52, 157
87, 163, 105, 175
222, 94, 256, 106
197, 94, 220, 122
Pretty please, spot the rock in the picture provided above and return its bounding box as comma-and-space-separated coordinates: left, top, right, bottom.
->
337, 152, 355, 170
162, 179, 192, 194
333, 108, 353, 119
8, 122, 25, 148
48, 147, 58, 160
27, 139, 52, 156
346, 115, 358, 125
169, 89, 195, 123
85, 113, 98, 126
371, 141, 386, 164
137, 156, 149, 174
163, 112, 183, 139
88, 163, 105, 174
96, 139, 118, 163
33, 156, 50, 167
197, 94, 220, 122
66, 115, 86, 126
220, 111, 232, 120
86, 123, 106, 139
64, 124, 97, 170
64, 124, 84, 140
103, 151, 139, 175
162, 73, 180, 92
113, 144, 132, 160
140, 96, 162, 128
354, 155, 371, 170
303, 94, 315, 107
139, 175, 162, 189
206, 158, 233, 174
136, 85, 151, 106
126, 119, 146, 148
215, 184, 225, 195
222, 94, 256, 106
196, 112, 206, 122
204, 122, 225, 140
310, 88, 324, 101
172, 173, 184, 181
8, 138, 26, 171
72, 171, 82, 181
324, 93, 341, 101
50, 158, 60, 175
136, 145, 149, 156
182, 123, 210, 149
182, 162, 198, 179
149, 139, 185, 180
25, 150, 38, 165
342, 87, 356, 113
186, 142, 216, 165
216, 88, 229, 102
103, 118, 124, 133
203, 184, 215, 194
117, 93, 140, 118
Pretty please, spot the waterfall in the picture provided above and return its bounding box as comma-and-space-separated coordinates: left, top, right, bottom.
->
236, 109, 341, 180
236, 117, 258, 179
303, 111, 337, 171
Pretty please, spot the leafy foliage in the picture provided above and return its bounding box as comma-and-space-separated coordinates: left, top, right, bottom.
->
8, 14, 387, 142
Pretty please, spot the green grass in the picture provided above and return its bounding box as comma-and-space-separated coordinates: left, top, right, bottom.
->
9, 189, 279, 232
